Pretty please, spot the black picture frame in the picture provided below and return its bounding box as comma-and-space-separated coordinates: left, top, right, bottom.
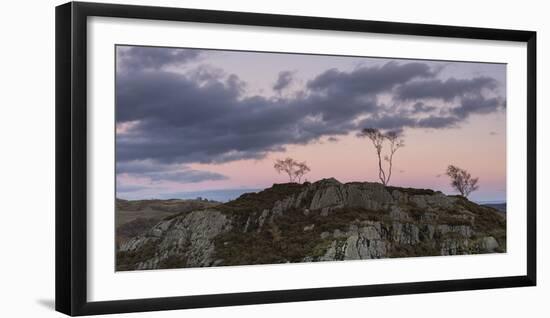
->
55, 1, 537, 316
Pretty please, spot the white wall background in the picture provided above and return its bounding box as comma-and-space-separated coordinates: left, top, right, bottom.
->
0, 0, 547, 316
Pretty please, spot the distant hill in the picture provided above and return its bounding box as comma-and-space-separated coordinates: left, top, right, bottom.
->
482, 203, 506, 214
139, 189, 263, 203
117, 178, 506, 271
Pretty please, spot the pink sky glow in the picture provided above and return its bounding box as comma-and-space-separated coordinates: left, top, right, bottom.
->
115, 46, 507, 202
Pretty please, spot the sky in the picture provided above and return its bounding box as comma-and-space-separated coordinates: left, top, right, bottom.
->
115, 45, 507, 202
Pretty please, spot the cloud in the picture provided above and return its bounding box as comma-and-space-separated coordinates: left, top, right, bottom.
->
411, 102, 436, 114
146, 170, 228, 183
394, 76, 505, 126
307, 61, 434, 95
117, 46, 201, 72
395, 76, 499, 101
116, 160, 170, 174
116, 160, 227, 184
116, 184, 152, 193
116, 53, 505, 169
116, 65, 376, 164
416, 115, 461, 129
451, 95, 504, 119
273, 71, 295, 93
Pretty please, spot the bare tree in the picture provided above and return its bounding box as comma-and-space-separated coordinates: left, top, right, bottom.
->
274, 158, 311, 183
446, 165, 479, 198
359, 128, 405, 186
384, 131, 405, 186
294, 161, 311, 183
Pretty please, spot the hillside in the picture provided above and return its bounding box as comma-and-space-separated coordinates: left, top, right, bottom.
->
116, 178, 506, 271
115, 198, 220, 246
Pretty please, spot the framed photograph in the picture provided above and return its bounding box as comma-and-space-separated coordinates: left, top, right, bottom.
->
55, 1, 536, 316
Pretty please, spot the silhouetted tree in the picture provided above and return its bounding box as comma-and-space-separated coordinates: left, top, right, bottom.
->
446, 165, 479, 197
384, 131, 405, 185
295, 161, 311, 183
359, 128, 404, 186
274, 158, 311, 183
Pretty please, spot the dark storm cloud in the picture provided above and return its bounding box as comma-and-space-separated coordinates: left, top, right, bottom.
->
116, 65, 382, 164
116, 56, 505, 166
273, 71, 294, 92
389, 75, 505, 129
357, 114, 416, 132
117, 46, 201, 71
307, 61, 434, 94
451, 96, 504, 118
412, 102, 437, 114
395, 76, 499, 101
416, 115, 461, 129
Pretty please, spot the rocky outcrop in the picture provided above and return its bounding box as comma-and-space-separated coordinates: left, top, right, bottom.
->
307, 178, 394, 213
117, 178, 506, 271
118, 209, 231, 270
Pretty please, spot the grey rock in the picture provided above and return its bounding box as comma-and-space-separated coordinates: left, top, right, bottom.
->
389, 206, 410, 221
319, 224, 388, 261
257, 209, 270, 230
410, 193, 456, 209
440, 238, 470, 255
359, 223, 383, 240
420, 212, 438, 222
123, 209, 231, 269
479, 236, 500, 252
437, 225, 472, 238
308, 179, 393, 212
392, 222, 420, 245
243, 216, 251, 233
